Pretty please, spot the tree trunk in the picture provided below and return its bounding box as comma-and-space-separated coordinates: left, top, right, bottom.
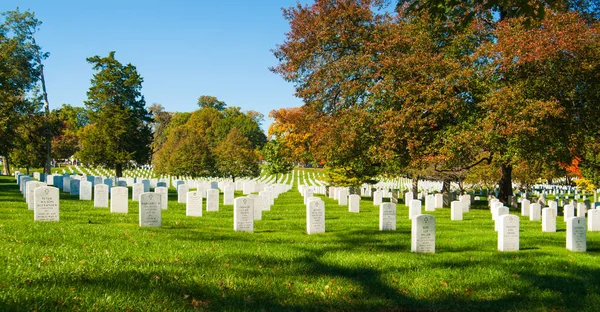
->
232, 175, 236, 182
275, 173, 279, 183
441, 178, 451, 194
1, 156, 10, 176
498, 163, 513, 204
116, 163, 123, 178
412, 176, 419, 195
26, 167, 30, 175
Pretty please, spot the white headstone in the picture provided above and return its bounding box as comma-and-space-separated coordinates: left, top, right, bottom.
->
587, 209, 600, 232
542, 207, 556, 232
566, 217, 586, 252
349, 194, 360, 213
110, 186, 129, 213
451, 201, 463, 221
303, 188, 314, 204
206, 189, 219, 212
529, 203, 541, 221
139, 193, 162, 227
186, 191, 203, 216
234, 197, 254, 232
337, 188, 348, 206
577, 202, 586, 218
93, 184, 109, 208
409, 199, 421, 220
434, 194, 443, 208
132, 183, 144, 201
563, 204, 575, 222
498, 214, 519, 251
79, 181, 92, 201
26, 181, 45, 210
154, 186, 168, 210
307, 198, 325, 234
411, 214, 435, 253
373, 190, 383, 206
33, 186, 59, 222
177, 184, 189, 203
223, 186, 234, 205
379, 202, 396, 231
248, 194, 262, 220
495, 207, 510, 231
425, 194, 435, 212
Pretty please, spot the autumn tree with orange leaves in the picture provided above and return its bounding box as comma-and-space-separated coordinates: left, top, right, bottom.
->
273, 0, 600, 203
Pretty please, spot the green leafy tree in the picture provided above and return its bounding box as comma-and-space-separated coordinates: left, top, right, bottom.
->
214, 128, 260, 181
209, 106, 267, 149
262, 139, 294, 183
51, 104, 89, 160
3, 8, 52, 174
153, 126, 216, 178
78, 51, 152, 177
0, 9, 41, 175
148, 103, 171, 154
197, 95, 226, 111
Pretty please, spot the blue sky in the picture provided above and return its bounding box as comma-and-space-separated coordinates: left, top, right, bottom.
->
2, 1, 311, 133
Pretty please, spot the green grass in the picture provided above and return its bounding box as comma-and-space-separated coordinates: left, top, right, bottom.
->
1, 175, 599, 311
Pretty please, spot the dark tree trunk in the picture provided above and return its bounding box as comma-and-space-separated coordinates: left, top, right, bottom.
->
2, 156, 10, 176
116, 163, 123, 178
498, 163, 513, 204
412, 176, 419, 195
441, 178, 451, 194
275, 173, 279, 183
232, 175, 236, 182
26, 167, 30, 175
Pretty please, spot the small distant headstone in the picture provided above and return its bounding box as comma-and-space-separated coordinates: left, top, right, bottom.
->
460, 195, 471, 212
409, 199, 421, 220
234, 197, 254, 232
63, 176, 71, 193
186, 191, 203, 216
563, 204, 575, 222
425, 195, 435, 212
337, 188, 348, 206
33, 186, 60, 222
405, 191, 414, 203
411, 214, 435, 253
373, 190, 383, 206
529, 203, 541, 221
498, 215, 519, 252
117, 180, 127, 187
93, 176, 103, 187
495, 207, 509, 231
451, 201, 463, 221
587, 209, 600, 232
307, 198, 325, 234
139, 193, 162, 227
210, 181, 218, 189
542, 208, 556, 232
154, 187, 168, 210
157, 181, 167, 188
177, 184, 189, 203
379, 202, 396, 231
26, 181, 46, 210
103, 178, 113, 190
303, 188, 314, 204
577, 202, 586, 218
206, 189, 219, 212
348, 194, 360, 213
132, 183, 144, 201
141, 179, 150, 192
223, 186, 234, 205
80, 181, 92, 201
434, 194, 443, 209
53, 176, 64, 190
566, 217, 586, 252
93, 184, 109, 208
110, 187, 129, 213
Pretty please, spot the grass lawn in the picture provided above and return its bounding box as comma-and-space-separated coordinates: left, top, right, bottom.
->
1, 174, 599, 311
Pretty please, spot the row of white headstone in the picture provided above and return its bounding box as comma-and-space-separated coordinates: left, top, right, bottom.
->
490, 198, 589, 252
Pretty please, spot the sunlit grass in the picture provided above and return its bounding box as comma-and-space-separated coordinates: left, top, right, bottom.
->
1, 174, 599, 311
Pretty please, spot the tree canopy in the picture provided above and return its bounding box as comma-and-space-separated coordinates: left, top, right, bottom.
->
78, 51, 152, 177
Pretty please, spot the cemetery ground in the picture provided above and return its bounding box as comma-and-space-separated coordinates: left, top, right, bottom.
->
1, 176, 600, 311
